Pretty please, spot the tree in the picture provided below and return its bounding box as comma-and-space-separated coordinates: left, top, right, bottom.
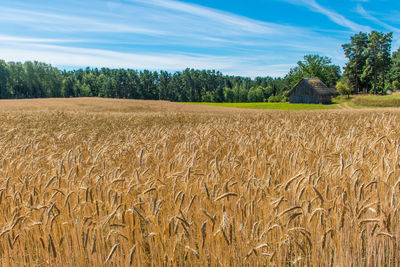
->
393, 81, 400, 91
379, 33, 393, 91
268, 95, 283, 102
44, 65, 63, 97
167, 73, 181, 101
82, 71, 99, 97
285, 54, 341, 89
62, 76, 76, 97
211, 86, 224, 102
390, 48, 400, 83
234, 84, 249, 102
7, 62, 27, 98
247, 86, 265, 102
342, 32, 368, 94
223, 87, 235, 102
125, 70, 140, 99
140, 70, 158, 99
111, 69, 129, 98
362, 31, 392, 94
201, 90, 212, 102
0, 60, 9, 98
158, 71, 171, 100
76, 81, 92, 97
336, 81, 353, 98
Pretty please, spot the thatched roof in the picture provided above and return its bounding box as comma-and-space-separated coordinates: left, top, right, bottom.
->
288, 78, 337, 96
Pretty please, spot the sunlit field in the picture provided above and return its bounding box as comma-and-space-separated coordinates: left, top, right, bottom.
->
352, 93, 400, 107
1, 98, 400, 266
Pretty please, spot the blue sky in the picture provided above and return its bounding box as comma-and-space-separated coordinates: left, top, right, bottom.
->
0, 0, 399, 77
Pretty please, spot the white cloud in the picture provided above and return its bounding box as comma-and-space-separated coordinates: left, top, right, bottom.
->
0, 6, 164, 34
355, 5, 400, 50
132, 0, 281, 35
0, 35, 82, 43
356, 5, 400, 33
282, 0, 370, 32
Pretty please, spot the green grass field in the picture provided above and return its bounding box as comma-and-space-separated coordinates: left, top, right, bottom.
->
187, 102, 338, 110
188, 94, 400, 110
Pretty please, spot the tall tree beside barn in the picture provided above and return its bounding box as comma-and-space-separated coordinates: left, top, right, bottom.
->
285, 54, 341, 89
361, 31, 392, 94
342, 32, 368, 94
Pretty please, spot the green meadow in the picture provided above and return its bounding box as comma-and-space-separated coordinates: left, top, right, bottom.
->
187, 101, 338, 110
188, 94, 400, 110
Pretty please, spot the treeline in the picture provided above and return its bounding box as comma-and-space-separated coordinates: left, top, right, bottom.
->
342, 31, 400, 94
0, 60, 288, 102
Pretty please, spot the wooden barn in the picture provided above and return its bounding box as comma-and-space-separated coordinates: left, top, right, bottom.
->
288, 78, 337, 104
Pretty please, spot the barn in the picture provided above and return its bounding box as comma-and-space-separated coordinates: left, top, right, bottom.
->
288, 78, 337, 104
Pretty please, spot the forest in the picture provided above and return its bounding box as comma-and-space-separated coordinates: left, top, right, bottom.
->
0, 31, 399, 102
0, 60, 288, 102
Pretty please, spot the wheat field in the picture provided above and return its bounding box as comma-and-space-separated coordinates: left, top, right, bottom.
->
0, 98, 400, 266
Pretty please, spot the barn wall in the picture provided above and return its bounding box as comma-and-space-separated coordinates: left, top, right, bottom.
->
290, 95, 319, 104
289, 80, 332, 104
317, 95, 332, 104
289, 81, 318, 103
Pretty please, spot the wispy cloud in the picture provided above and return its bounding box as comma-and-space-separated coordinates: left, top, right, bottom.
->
282, 0, 370, 32
132, 0, 281, 35
0, 35, 82, 43
355, 5, 400, 50
0, 6, 164, 35
0, 42, 295, 77
0, 43, 232, 70
356, 5, 400, 33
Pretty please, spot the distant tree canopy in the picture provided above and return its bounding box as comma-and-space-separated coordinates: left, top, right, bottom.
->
0, 61, 287, 102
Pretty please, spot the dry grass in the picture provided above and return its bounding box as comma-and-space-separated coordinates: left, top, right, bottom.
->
0, 97, 245, 114
1, 98, 400, 266
352, 94, 400, 107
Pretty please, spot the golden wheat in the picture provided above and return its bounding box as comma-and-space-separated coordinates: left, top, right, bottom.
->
0, 98, 399, 265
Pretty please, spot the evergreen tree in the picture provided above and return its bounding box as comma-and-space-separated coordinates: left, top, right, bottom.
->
0, 60, 9, 98
390, 48, 400, 84
362, 31, 392, 94
342, 32, 368, 94
158, 71, 171, 100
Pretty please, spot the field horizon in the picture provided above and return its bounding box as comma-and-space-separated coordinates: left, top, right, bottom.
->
1, 96, 400, 113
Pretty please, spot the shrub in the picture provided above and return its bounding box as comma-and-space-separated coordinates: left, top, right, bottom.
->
336, 81, 353, 98
393, 80, 400, 90
268, 95, 281, 102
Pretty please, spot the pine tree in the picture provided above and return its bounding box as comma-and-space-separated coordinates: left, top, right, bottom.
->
342, 32, 368, 94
